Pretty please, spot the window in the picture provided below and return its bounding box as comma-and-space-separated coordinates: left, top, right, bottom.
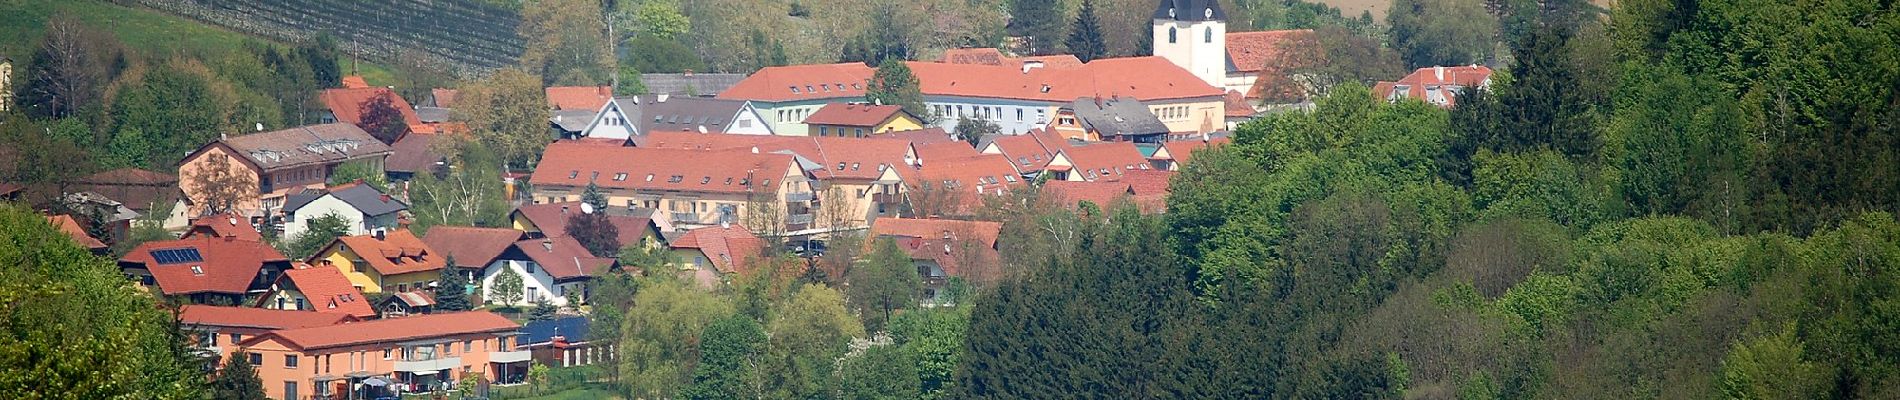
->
464, 341, 473, 353
854, 128, 865, 137
819, 126, 830, 136
790, 86, 800, 93
231, 333, 243, 344
248, 352, 263, 366
284, 382, 298, 400
525, 262, 537, 274
190, 266, 203, 275
568, 170, 579, 179
285, 355, 299, 368
383, 349, 392, 360
1017, 108, 1025, 121
528, 287, 539, 301
1205, 27, 1213, 43
613, 173, 627, 181
276, 297, 285, 309
1168, 27, 1177, 43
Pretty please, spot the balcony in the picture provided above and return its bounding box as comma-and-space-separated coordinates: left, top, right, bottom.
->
671, 212, 702, 224
786, 213, 814, 225
873, 193, 900, 204
491, 350, 532, 363
784, 192, 814, 202
393, 356, 461, 372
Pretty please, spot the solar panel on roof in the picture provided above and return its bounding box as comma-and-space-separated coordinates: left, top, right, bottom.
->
150, 248, 203, 264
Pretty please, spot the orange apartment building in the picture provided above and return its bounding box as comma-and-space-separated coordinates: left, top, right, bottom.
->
179, 305, 360, 369
234, 311, 527, 400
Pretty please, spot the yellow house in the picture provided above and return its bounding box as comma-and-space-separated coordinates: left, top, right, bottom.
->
308, 230, 446, 294
803, 103, 923, 137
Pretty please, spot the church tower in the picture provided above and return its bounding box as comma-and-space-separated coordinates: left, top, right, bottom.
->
1152, 0, 1227, 89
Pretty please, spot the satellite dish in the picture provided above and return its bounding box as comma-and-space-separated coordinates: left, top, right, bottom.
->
698, 125, 708, 134
580, 202, 596, 214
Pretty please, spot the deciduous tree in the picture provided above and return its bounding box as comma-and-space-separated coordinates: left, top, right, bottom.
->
488, 269, 525, 307
682, 314, 767, 400
355, 91, 408, 145
848, 238, 921, 332
619, 278, 733, 400
456, 68, 550, 170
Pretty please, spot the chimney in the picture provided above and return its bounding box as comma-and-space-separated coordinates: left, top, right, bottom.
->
541, 239, 553, 252
374, 229, 387, 241
1434, 66, 1445, 81
683, 69, 694, 77
561, 205, 568, 214
380, 194, 391, 203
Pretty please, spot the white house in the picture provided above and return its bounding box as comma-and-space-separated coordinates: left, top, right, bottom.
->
478, 236, 612, 308
281, 182, 406, 240
578, 94, 774, 140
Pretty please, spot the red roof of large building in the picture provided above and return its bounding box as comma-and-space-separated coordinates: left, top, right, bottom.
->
420, 226, 525, 269
321, 230, 445, 276
121, 237, 289, 295
1055, 142, 1155, 182
670, 224, 767, 275
908, 57, 1222, 103
804, 103, 911, 128
182, 213, 263, 242
716, 63, 877, 102
533, 142, 800, 195
1225, 29, 1316, 74
243, 311, 518, 351
546, 86, 615, 111
179, 305, 356, 330
638, 132, 913, 182
938, 48, 1084, 68
317, 87, 431, 134
265, 266, 376, 319
898, 154, 1024, 214
46, 215, 107, 250
914, 141, 982, 162
510, 237, 614, 280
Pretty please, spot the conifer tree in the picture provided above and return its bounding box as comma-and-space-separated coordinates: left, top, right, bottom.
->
435, 256, 474, 312
211, 350, 267, 400
1064, 0, 1108, 62
866, 59, 931, 124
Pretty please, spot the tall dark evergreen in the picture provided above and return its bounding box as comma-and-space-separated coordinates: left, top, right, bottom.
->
1493, 26, 1597, 160
434, 256, 474, 311
210, 350, 267, 400
1064, 0, 1108, 62
1010, 0, 1066, 55
866, 59, 931, 124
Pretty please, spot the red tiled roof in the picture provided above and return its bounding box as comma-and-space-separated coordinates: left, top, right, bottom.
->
1044, 180, 1136, 208
511, 202, 658, 247
77, 168, 175, 186
716, 63, 876, 102
179, 305, 355, 330
1160, 138, 1230, 167
546, 86, 615, 111
908, 57, 1222, 103
533, 142, 800, 194
318, 87, 426, 132
870, 218, 1001, 249
511, 237, 614, 280
638, 132, 912, 181
1223, 90, 1256, 118
340, 76, 370, 89
385, 132, 445, 174
269, 266, 376, 319
389, 291, 435, 307
899, 154, 1024, 213
985, 128, 1072, 171
938, 48, 1084, 68
122, 237, 289, 295
1121, 169, 1175, 196
804, 103, 909, 128
183, 213, 263, 242
1057, 142, 1155, 182
914, 141, 981, 162
431, 88, 460, 108
670, 225, 767, 275
1225, 29, 1316, 73
246, 311, 518, 351
421, 226, 526, 269
882, 128, 956, 145
323, 230, 444, 276
1374, 65, 1494, 107
46, 215, 106, 250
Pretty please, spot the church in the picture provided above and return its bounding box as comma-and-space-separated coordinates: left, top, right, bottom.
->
1151, 0, 1320, 106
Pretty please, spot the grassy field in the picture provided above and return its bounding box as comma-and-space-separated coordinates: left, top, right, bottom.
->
508, 387, 625, 400
0, 0, 399, 85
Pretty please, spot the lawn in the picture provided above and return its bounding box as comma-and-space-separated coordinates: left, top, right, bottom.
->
0, 0, 399, 85
507, 387, 625, 400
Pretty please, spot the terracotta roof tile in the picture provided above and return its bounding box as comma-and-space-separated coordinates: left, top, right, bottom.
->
1223, 90, 1256, 118
340, 76, 370, 89
1057, 142, 1155, 182
422, 226, 526, 268
179, 305, 355, 330
430, 88, 460, 108
716, 63, 876, 102
385, 132, 445, 174
1160, 138, 1230, 167
882, 128, 956, 145
318, 88, 423, 129
1044, 180, 1136, 208
208, 123, 394, 173
898, 154, 1024, 213
323, 230, 445, 276
908, 57, 1222, 103
804, 103, 910, 127
511, 202, 659, 247
546, 86, 615, 111
266, 266, 376, 318
247, 311, 518, 351
870, 218, 1001, 248
46, 215, 106, 250
510, 237, 614, 280
670, 225, 766, 275
985, 128, 1072, 171
938, 48, 1083, 68
1374, 65, 1494, 107
914, 141, 981, 162
183, 213, 263, 242
533, 142, 800, 195
1225, 29, 1316, 73
121, 237, 289, 295
637, 132, 911, 181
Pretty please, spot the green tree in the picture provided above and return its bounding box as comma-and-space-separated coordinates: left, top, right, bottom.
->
866, 59, 929, 124
618, 242, 677, 272
632, 0, 691, 40
20, 13, 121, 119
1063, 0, 1108, 62
1491, 27, 1599, 160
104, 126, 152, 169
888, 307, 967, 399
327, 162, 388, 192
457, 68, 551, 170
435, 256, 474, 312
838, 344, 922, 400
683, 314, 767, 400
284, 213, 351, 259
519, 0, 616, 85
1009, 0, 1066, 55
210, 349, 267, 400
955, 115, 1000, 148
620, 278, 734, 400
408, 142, 510, 233
1386, 0, 1497, 68
488, 270, 525, 307
849, 238, 921, 332
110, 60, 235, 168
529, 298, 559, 321
762, 285, 865, 399
623, 36, 708, 74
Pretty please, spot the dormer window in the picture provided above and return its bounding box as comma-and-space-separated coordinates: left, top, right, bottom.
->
613, 173, 628, 181
190, 266, 204, 275
701, 176, 712, 184
790, 86, 800, 93
569, 171, 579, 179
669, 175, 684, 183
646, 174, 655, 181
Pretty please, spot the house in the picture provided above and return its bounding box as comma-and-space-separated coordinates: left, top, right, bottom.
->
307, 229, 445, 294
1374, 65, 1494, 108
509, 202, 666, 248
180, 212, 264, 242
716, 62, 878, 135
1053, 96, 1172, 143
869, 218, 1003, 303
69, 168, 190, 230
668, 224, 768, 284
640, 72, 747, 96
896, 154, 1024, 217
46, 215, 108, 253
637, 132, 917, 229
1151, 136, 1231, 171
1152, 0, 1321, 105
804, 103, 924, 137
119, 236, 292, 304
378, 291, 437, 318
1044, 169, 1173, 213
529, 142, 814, 231
1222, 90, 1257, 130
383, 132, 447, 183
483, 236, 614, 307
551, 109, 596, 137
57, 191, 139, 242
546, 86, 615, 111
910, 57, 1227, 135
317, 86, 432, 135
1045, 142, 1157, 182
178, 123, 393, 218
420, 226, 526, 285
177, 305, 356, 366
255, 265, 377, 319
425, 88, 459, 108
576, 94, 775, 140
980, 127, 1074, 176
282, 182, 408, 240
233, 311, 529, 399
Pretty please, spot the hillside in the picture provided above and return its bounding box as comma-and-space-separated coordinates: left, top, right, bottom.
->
127, 0, 523, 77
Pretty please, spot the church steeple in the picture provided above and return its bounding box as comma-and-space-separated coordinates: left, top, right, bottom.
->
1151, 0, 1227, 89
1153, 0, 1226, 22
